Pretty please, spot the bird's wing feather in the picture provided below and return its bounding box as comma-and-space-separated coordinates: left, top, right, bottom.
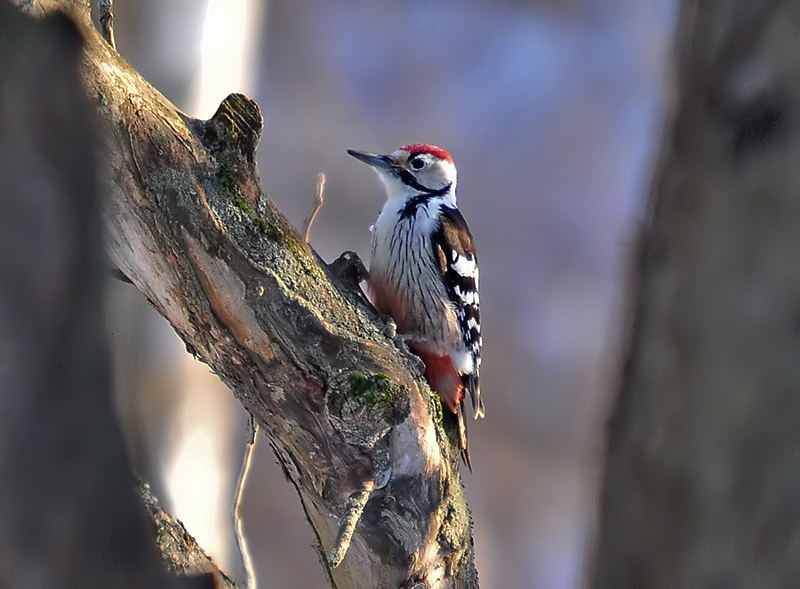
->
431, 206, 484, 418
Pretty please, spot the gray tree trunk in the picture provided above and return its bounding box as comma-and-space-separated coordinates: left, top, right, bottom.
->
593, 1, 800, 587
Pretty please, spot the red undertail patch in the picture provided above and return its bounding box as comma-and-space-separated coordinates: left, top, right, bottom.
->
416, 352, 464, 414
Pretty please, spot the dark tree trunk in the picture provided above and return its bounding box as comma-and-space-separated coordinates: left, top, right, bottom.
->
593, 1, 800, 587
0, 5, 218, 588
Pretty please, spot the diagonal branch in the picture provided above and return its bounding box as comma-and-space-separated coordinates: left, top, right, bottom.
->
23, 1, 479, 587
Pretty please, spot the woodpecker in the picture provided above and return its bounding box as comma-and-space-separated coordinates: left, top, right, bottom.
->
347, 144, 484, 468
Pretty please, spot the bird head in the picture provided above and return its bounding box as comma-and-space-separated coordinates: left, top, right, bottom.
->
347, 144, 457, 202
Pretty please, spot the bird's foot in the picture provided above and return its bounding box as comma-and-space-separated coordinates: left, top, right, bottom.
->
330, 251, 372, 307
388, 328, 426, 374
381, 317, 398, 339
329, 251, 368, 288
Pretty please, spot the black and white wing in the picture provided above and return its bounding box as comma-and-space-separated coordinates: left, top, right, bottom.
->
431, 206, 484, 419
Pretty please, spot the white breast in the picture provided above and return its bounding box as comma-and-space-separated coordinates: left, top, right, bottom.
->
369, 196, 462, 352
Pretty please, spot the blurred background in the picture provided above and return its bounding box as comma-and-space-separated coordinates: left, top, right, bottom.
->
106, 1, 676, 587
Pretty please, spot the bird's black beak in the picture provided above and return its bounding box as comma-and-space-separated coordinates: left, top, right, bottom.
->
347, 149, 396, 171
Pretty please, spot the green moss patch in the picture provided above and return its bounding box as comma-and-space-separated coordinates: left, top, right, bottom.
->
328, 370, 408, 424
234, 196, 252, 216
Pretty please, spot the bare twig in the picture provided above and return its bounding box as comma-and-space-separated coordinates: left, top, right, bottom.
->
98, 0, 116, 49
303, 173, 326, 243
232, 416, 258, 589
327, 480, 375, 568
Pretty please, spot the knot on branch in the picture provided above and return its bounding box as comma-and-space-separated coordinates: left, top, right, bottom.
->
200, 93, 266, 220
326, 369, 409, 502
202, 93, 263, 164
327, 371, 410, 448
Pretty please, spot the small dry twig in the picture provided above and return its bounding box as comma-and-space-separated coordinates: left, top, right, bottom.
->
327, 479, 376, 568
98, 0, 116, 49
303, 173, 326, 243
232, 416, 259, 589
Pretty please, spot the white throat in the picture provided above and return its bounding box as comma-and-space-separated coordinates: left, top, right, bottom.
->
377, 174, 458, 209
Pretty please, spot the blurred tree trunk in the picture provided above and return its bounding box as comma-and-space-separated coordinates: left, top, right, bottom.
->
0, 5, 221, 588
13, 1, 479, 588
594, 1, 800, 587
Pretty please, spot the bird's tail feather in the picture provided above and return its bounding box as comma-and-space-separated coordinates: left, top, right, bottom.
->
457, 399, 472, 471
464, 373, 484, 420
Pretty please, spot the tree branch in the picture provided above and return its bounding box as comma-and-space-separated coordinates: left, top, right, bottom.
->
139, 481, 238, 588
22, 1, 478, 586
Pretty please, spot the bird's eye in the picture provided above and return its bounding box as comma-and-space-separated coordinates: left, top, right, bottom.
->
410, 157, 426, 170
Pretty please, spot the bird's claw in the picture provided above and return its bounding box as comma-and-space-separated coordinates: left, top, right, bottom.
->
381, 317, 398, 339
392, 332, 426, 374
330, 251, 372, 307
330, 251, 368, 288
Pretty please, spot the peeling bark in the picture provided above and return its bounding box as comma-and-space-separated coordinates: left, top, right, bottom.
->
18, 1, 478, 587
594, 1, 800, 587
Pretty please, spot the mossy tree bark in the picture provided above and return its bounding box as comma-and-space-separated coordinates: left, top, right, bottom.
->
16, 1, 478, 588
593, 1, 800, 587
